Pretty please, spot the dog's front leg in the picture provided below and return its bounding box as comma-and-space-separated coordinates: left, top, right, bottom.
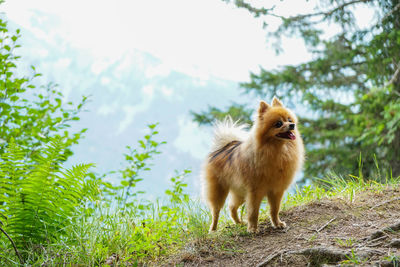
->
266, 190, 286, 228
246, 192, 263, 233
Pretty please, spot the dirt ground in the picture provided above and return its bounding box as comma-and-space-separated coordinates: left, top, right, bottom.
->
169, 187, 400, 266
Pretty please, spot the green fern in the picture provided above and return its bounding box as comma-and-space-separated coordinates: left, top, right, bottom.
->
0, 138, 95, 250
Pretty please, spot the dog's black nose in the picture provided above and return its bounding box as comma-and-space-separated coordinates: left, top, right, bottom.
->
289, 123, 295, 130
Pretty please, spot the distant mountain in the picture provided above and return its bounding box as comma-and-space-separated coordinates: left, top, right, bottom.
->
7, 20, 251, 198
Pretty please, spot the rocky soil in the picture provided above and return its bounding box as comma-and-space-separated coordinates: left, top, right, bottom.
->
170, 187, 400, 266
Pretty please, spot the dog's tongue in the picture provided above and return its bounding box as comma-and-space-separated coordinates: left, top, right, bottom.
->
277, 131, 296, 140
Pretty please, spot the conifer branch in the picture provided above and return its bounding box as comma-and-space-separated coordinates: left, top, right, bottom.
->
381, 2, 400, 23
287, 0, 372, 20
226, 0, 372, 21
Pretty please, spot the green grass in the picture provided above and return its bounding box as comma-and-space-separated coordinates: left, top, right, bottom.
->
383, 253, 400, 266
335, 237, 355, 248
216, 167, 400, 245
342, 249, 369, 265
1, 161, 399, 266
283, 169, 400, 211
1, 196, 210, 266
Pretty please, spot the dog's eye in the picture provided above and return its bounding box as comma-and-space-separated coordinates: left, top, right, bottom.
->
275, 121, 283, 128
288, 118, 292, 122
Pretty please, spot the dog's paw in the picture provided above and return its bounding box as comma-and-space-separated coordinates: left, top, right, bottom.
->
247, 226, 259, 233
273, 221, 287, 229
233, 219, 243, 225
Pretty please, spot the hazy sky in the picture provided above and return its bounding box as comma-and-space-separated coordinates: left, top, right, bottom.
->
0, 0, 375, 197
2, 0, 316, 81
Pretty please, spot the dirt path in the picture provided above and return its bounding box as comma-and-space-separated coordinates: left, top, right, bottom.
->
171, 187, 400, 266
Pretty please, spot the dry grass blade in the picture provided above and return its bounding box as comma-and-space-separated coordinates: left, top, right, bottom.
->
257, 249, 289, 267
316, 217, 336, 233
369, 197, 400, 210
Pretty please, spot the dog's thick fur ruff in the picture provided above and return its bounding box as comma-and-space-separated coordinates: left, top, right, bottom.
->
202, 97, 304, 233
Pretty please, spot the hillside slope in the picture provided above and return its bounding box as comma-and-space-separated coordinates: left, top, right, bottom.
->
170, 187, 400, 266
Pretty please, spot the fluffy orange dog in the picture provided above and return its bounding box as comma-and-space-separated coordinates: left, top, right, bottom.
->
202, 97, 304, 233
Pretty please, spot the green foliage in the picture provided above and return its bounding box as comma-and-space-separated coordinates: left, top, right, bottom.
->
0, 121, 207, 265
0, 18, 88, 162
343, 249, 368, 265
3, 3, 400, 266
194, 0, 400, 181
116, 123, 166, 209
382, 253, 400, 266
0, 15, 208, 265
0, 15, 94, 263
191, 103, 253, 125
165, 169, 190, 205
335, 237, 355, 248
97, 125, 202, 263
1, 124, 399, 265
20, 151, 204, 265
280, 156, 400, 212
0, 138, 96, 252
31, 124, 206, 265
123, 170, 192, 261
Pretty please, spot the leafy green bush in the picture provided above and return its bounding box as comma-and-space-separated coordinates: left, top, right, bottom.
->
0, 15, 208, 265
86, 124, 205, 264
0, 16, 96, 264
0, 18, 88, 162
116, 123, 166, 210
65, 170, 207, 266
0, 124, 208, 266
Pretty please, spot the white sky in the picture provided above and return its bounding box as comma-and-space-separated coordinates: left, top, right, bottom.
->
1, 0, 318, 82
0, 0, 378, 196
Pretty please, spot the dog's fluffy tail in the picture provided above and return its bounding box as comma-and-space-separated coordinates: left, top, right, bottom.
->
211, 116, 249, 151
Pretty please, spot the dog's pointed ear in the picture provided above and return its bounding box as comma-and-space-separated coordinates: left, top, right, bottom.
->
271, 96, 284, 107
258, 100, 270, 115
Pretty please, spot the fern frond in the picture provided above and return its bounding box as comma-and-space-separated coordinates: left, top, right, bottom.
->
0, 138, 96, 249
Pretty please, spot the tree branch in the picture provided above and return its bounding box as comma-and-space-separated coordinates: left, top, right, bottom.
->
316, 217, 336, 233
228, 0, 373, 22
369, 197, 400, 210
0, 225, 24, 265
287, 0, 372, 21
380, 2, 400, 23
367, 221, 400, 241
386, 61, 400, 87
222, 0, 275, 17
257, 247, 350, 266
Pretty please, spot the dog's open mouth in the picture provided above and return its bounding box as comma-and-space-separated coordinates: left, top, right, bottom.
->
276, 131, 296, 140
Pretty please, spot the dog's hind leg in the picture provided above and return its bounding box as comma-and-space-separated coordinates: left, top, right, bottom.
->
229, 192, 244, 224
205, 174, 228, 232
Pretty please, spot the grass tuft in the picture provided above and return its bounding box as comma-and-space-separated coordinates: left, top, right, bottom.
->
1, 131, 399, 266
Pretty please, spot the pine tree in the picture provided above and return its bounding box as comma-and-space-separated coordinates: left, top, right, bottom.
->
194, 0, 400, 180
